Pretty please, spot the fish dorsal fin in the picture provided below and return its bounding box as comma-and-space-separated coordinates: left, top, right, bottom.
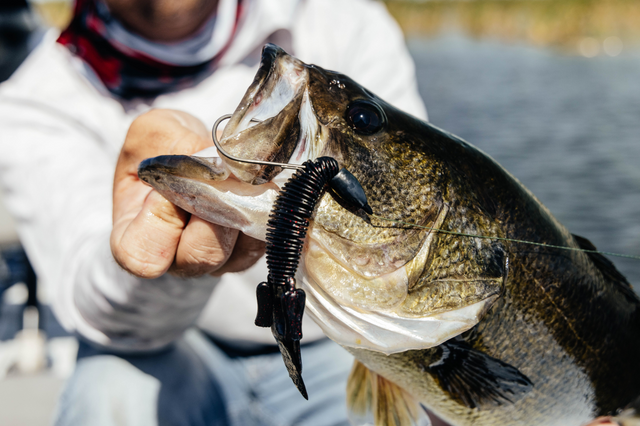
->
428, 340, 532, 409
347, 360, 431, 426
572, 234, 639, 301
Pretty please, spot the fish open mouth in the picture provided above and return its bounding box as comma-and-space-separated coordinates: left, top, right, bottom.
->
218, 44, 324, 185
140, 44, 502, 357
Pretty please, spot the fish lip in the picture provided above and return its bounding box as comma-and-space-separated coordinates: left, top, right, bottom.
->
233, 44, 282, 120
223, 44, 293, 138
138, 155, 229, 183
138, 155, 191, 185
218, 44, 312, 184
255, 43, 280, 88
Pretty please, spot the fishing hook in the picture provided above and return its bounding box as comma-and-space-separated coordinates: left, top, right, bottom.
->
212, 114, 304, 170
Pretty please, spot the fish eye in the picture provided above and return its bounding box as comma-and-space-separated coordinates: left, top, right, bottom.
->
345, 100, 386, 135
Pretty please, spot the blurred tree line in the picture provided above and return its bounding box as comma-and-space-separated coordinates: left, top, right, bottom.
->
384, 0, 640, 52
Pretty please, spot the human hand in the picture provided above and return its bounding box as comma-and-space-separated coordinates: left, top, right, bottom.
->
111, 109, 265, 278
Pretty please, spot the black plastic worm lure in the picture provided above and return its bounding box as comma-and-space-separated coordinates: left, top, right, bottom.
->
253, 156, 372, 399
211, 116, 371, 398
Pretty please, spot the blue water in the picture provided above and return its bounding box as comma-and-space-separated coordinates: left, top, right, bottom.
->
409, 34, 640, 292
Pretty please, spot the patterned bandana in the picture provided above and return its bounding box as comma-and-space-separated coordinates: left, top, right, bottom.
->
57, 0, 243, 99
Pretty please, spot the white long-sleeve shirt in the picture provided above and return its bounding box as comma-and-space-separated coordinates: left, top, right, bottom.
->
0, 0, 427, 351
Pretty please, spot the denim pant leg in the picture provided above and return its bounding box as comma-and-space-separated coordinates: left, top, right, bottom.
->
54, 335, 229, 426
185, 330, 355, 426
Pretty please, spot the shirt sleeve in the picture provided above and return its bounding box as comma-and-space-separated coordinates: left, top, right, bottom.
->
0, 98, 217, 351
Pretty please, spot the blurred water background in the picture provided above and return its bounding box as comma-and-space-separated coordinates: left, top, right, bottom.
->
0, 0, 639, 424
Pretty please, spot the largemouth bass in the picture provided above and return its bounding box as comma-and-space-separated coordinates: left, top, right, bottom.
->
139, 44, 640, 426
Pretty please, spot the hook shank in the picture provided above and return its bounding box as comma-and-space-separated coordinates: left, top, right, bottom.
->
211, 115, 304, 171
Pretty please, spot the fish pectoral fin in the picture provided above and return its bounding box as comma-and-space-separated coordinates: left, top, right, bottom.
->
428, 340, 533, 410
347, 360, 431, 426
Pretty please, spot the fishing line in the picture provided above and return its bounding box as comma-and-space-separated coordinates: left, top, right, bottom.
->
212, 115, 640, 261
369, 214, 640, 261
211, 114, 640, 262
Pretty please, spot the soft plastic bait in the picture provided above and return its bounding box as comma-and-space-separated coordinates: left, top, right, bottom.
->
212, 115, 372, 398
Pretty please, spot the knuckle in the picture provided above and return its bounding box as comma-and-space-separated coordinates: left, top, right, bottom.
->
112, 244, 170, 279
110, 212, 180, 279
182, 241, 231, 268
